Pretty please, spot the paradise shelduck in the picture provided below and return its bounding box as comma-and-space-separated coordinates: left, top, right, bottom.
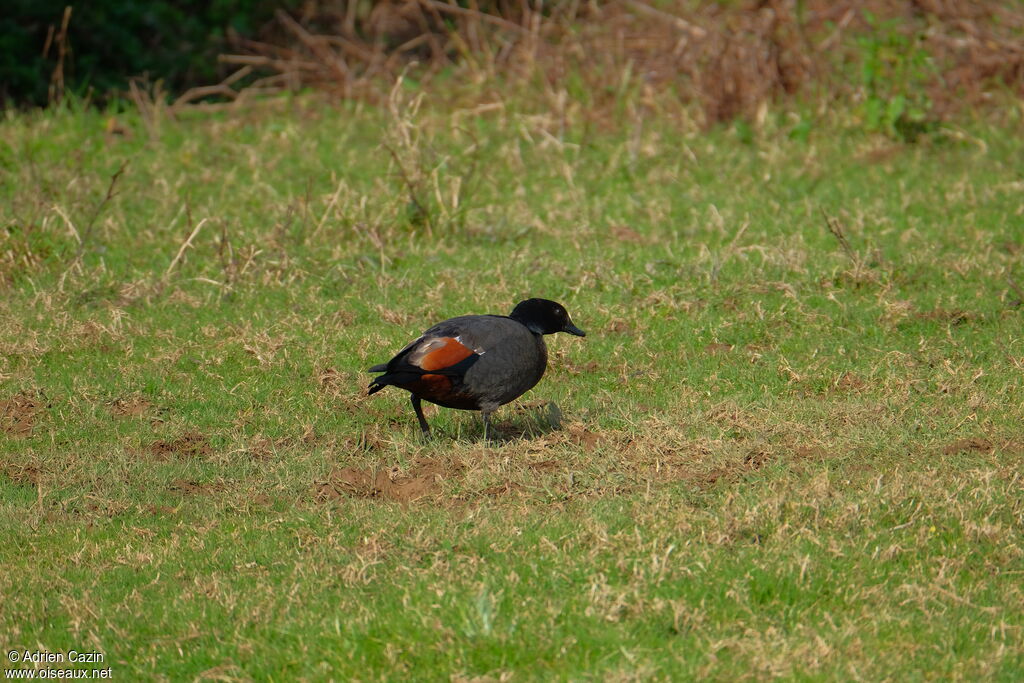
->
367, 298, 585, 437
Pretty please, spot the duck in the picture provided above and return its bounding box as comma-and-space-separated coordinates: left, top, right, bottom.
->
367, 298, 585, 437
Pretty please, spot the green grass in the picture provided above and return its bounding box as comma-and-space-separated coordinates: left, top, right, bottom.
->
1, 93, 1023, 680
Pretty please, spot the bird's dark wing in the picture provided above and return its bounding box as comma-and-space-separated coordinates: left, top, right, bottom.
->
367, 332, 482, 396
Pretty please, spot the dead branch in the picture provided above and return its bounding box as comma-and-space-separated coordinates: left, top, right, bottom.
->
415, 0, 528, 34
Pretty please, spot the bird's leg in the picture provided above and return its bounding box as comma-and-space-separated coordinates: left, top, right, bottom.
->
411, 396, 431, 437
481, 410, 492, 443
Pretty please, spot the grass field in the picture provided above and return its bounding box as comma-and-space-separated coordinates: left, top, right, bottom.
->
2, 89, 1023, 680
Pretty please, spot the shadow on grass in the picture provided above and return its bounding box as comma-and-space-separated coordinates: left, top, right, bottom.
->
442, 400, 565, 445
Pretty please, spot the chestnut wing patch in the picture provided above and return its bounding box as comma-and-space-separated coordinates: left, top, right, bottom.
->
367, 334, 483, 401
409, 336, 478, 371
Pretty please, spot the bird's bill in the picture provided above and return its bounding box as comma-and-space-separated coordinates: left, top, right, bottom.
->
563, 323, 586, 337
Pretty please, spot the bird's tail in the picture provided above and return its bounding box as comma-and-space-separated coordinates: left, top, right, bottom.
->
367, 366, 433, 396
367, 363, 388, 395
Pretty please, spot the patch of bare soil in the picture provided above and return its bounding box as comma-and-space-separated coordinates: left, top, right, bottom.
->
0, 393, 45, 437
858, 145, 906, 164
621, 436, 835, 489
661, 461, 727, 487
793, 445, 828, 460
169, 479, 226, 495
110, 396, 152, 417
565, 424, 603, 449
608, 320, 634, 335
560, 360, 600, 376
1, 462, 41, 487
832, 372, 868, 393
743, 449, 772, 470
83, 498, 131, 518
512, 422, 609, 455
244, 435, 310, 461
315, 458, 456, 504
942, 438, 994, 455
610, 225, 648, 244
148, 432, 213, 460
481, 481, 525, 497
693, 448, 776, 487
612, 438, 711, 486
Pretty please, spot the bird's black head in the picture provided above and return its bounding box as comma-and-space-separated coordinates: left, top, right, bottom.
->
510, 298, 586, 337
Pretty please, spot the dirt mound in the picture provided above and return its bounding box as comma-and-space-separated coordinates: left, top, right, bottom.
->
565, 424, 603, 449
942, 438, 994, 455
315, 458, 455, 504
0, 392, 45, 437
110, 396, 152, 417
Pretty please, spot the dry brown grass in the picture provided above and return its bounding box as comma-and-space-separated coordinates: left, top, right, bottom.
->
172, 0, 1024, 127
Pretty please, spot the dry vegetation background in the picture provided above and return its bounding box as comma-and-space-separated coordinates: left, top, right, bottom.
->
165, 0, 1024, 127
